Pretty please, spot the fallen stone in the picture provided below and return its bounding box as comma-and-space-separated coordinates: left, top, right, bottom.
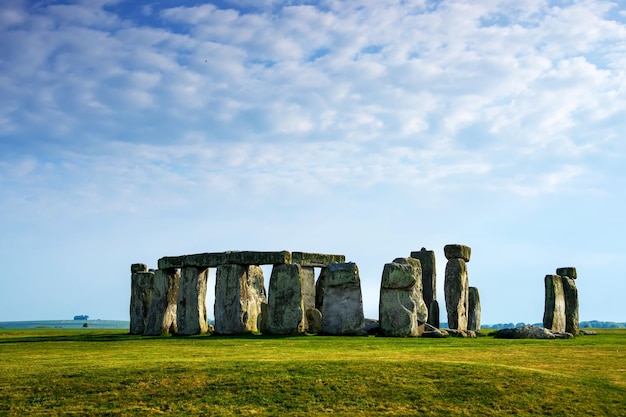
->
556, 267, 577, 280
444, 258, 469, 331
421, 328, 449, 338
493, 325, 556, 339
177, 266, 209, 335
543, 275, 566, 332
443, 244, 471, 262
379, 258, 428, 337
130, 270, 154, 335
144, 269, 180, 336
319, 263, 365, 335
292, 252, 346, 267
468, 287, 481, 332
214, 264, 266, 334
445, 328, 476, 338
580, 329, 597, 336
410, 248, 436, 309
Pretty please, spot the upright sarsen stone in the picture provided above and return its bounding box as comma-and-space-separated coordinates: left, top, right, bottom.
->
144, 268, 180, 336
379, 258, 428, 337
468, 286, 481, 332
318, 263, 365, 335
267, 263, 310, 334
543, 274, 566, 332
177, 266, 209, 335
410, 248, 437, 312
444, 258, 469, 330
130, 265, 154, 335
562, 276, 579, 336
214, 264, 267, 334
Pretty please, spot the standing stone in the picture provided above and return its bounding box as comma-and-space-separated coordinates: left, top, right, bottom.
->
267, 263, 310, 334
379, 258, 428, 337
300, 266, 317, 321
318, 262, 365, 335
410, 248, 437, 317
177, 266, 209, 335
306, 308, 323, 334
562, 276, 579, 336
144, 268, 180, 336
214, 264, 267, 334
130, 265, 154, 335
543, 274, 566, 332
428, 300, 440, 329
444, 257, 469, 331
468, 287, 481, 332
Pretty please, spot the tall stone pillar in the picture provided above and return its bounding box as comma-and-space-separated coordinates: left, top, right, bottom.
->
543, 274, 566, 332
318, 263, 365, 335
379, 257, 428, 337
428, 300, 440, 329
558, 267, 579, 336
411, 248, 438, 328
144, 268, 180, 336
468, 286, 481, 332
267, 263, 311, 334
443, 244, 471, 331
130, 264, 154, 335
214, 264, 267, 334
177, 266, 209, 335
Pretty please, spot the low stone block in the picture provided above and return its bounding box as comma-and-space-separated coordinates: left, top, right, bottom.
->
556, 267, 577, 280
428, 300, 440, 329
292, 252, 346, 267
444, 244, 471, 262
306, 308, 323, 334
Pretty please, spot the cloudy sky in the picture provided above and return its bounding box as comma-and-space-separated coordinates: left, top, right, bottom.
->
1, 0, 625, 325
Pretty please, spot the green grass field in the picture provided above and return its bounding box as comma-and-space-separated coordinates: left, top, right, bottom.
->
0, 328, 624, 416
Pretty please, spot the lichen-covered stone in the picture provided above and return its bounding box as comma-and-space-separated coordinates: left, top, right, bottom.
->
556, 267, 577, 280
306, 308, 323, 334
267, 263, 308, 334
144, 269, 180, 336
131, 263, 148, 273
493, 325, 556, 339
468, 286, 481, 332
176, 266, 209, 335
444, 244, 471, 262
562, 276, 579, 336
410, 248, 436, 308
379, 258, 428, 337
214, 264, 267, 335
130, 271, 154, 335
444, 258, 469, 330
318, 263, 365, 335
543, 274, 566, 332
292, 252, 346, 267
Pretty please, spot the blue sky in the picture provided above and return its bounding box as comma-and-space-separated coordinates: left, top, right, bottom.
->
1, 0, 625, 324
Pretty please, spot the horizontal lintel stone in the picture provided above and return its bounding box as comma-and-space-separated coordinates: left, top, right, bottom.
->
292, 252, 346, 267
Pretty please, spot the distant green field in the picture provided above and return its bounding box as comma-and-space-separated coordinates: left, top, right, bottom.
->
0, 328, 624, 416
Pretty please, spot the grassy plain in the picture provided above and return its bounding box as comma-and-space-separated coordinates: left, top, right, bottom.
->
0, 328, 624, 416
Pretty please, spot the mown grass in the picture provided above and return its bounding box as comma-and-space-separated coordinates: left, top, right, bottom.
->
0, 328, 624, 416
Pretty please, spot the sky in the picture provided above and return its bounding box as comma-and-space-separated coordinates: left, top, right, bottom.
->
1, 0, 625, 325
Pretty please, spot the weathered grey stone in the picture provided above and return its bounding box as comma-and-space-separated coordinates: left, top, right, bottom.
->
410, 248, 436, 309
444, 258, 469, 330
422, 329, 449, 338
176, 266, 209, 335
301, 266, 316, 324
214, 264, 266, 335
306, 308, 323, 334
184, 252, 230, 268
445, 328, 476, 338
543, 274, 566, 332
468, 287, 481, 332
444, 244, 471, 262
562, 276, 579, 336
580, 329, 597, 336
144, 269, 180, 336
319, 262, 365, 335
158, 256, 185, 270
130, 271, 154, 335
556, 267, 577, 280
131, 263, 148, 273
227, 250, 292, 265
428, 300, 440, 329
379, 258, 428, 337
292, 252, 345, 267
267, 263, 308, 334
363, 318, 380, 335
493, 325, 556, 339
